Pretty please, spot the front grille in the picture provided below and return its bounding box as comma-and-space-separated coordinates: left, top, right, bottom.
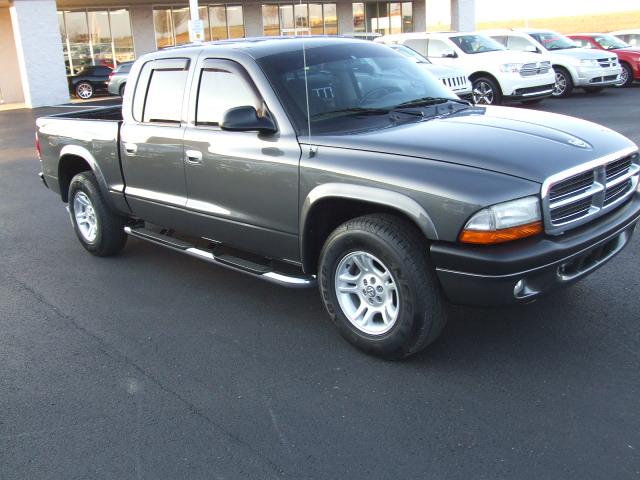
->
520, 61, 552, 77
542, 149, 640, 234
597, 57, 618, 68
441, 75, 467, 91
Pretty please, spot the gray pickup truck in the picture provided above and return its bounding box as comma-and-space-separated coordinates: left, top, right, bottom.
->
36, 37, 640, 359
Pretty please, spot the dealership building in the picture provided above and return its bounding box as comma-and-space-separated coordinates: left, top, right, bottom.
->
0, 0, 475, 108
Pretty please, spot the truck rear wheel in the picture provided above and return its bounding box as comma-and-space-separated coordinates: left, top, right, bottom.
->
68, 171, 127, 256
318, 214, 447, 359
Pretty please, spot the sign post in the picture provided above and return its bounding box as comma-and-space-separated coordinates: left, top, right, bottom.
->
188, 0, 205, 43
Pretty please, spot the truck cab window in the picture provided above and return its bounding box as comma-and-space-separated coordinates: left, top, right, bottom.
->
142, 69, 188, 123
196, 68, 259, 126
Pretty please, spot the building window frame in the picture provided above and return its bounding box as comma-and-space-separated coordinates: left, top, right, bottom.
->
352, 1, 413, 35
261, 3, 338, 36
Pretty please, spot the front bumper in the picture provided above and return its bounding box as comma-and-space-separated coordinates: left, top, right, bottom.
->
574, 65, 622, 87
504, 83, 555, 101
430, 193, 640, 306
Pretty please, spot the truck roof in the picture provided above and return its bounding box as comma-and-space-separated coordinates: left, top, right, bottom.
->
159, 36, 372, 59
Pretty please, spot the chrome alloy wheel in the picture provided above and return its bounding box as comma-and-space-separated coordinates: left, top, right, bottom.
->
73, 191, 98, 242
553, 72, 567, 96
334, 251, 400, 335
615, 68, 628, 87
472, 80, 495, 105
76, 83, 93, 99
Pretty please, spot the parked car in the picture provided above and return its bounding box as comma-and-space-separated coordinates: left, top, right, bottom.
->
36, 38, 640, 359
484, 29, 622, 97
68, 65, 112, 100
568, 33, 640, 87
376, 32, 556, 105
107, 61, 134, 97
387, 44, 473, 100
610, 29, 640, 47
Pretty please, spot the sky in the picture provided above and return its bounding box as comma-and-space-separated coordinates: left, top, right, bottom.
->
426, 0, 638, 23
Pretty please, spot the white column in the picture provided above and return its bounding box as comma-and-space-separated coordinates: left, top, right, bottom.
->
243, 3, 263, 37
451, 0, 475, 32
130, 4, 157, 57
337, 2, 352, 34
10, 0, 69, 107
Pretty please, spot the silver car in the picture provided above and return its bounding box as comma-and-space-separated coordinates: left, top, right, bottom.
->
107, 61, 133, 97
389, 44, 473, 100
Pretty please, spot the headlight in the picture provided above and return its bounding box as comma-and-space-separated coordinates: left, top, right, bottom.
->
576, 58, 599, 67
459, 196, 543, 244
500, 63, 523, 73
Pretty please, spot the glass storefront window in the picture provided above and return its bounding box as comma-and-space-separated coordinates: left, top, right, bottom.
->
88, 10, 113, 67
352, 2, 413, 34
262, 5, 280, 36
265, 3, 337, 36
402, 2, 413, 33
279, 5, 294, 35
111, 9, 136, 64
153, 8, 174, 48
172, 7, 191, 45
210, 5, 228, 40
227, 6, 245, 38
352, 3, 365, 32
58, 8, 134, 75
309, 4, 323, 35
324, 4, 337, 35
294, 3, 309, 35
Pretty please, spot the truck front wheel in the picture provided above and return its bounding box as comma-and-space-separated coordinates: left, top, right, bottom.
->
68, 171, 127, 256
318, 214, 447, 359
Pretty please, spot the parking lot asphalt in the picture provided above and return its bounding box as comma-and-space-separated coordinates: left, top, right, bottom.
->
1, 87, 640, 480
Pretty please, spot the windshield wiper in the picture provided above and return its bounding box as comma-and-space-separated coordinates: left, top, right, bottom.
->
394, 97, 471, 108
310, 107, 422, 120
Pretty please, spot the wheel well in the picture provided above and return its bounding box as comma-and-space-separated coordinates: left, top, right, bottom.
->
58, 155, 91, 202
468, 72, 502, 93
301, 198, 426, 274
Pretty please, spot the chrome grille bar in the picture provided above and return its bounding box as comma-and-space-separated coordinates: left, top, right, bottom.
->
541, 147, 639, 235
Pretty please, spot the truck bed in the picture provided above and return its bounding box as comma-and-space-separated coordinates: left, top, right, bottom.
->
45, 105, 123, 121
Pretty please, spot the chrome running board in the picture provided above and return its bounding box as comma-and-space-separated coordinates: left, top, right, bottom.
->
124, 225, 316, 288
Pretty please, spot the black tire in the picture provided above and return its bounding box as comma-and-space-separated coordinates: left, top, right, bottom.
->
471, 76, 502, 105
583, 87, 604, 93
552, 66, 573, 98
119, 83, 126, 97
615, 63, 634, 88
68, 171, 127, 256
75, 81, 94, 100
318, 214, 447, 359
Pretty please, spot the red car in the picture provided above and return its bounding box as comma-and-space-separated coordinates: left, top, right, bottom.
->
568, 33, 640, 87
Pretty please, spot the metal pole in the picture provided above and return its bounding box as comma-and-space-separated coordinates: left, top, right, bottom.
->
189, 0, 200, 21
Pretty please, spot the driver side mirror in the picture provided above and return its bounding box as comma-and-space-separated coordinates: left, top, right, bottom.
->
524, 45, 540, 53
441, 49, 457, 58
220, 106, 277, 134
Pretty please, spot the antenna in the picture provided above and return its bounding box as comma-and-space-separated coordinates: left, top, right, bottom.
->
299, 0, 313, 156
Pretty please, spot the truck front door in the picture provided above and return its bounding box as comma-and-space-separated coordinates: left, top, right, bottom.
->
181, 58, 301, 262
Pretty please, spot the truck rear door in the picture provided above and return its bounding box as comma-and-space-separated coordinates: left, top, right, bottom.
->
120, 58, 191, 225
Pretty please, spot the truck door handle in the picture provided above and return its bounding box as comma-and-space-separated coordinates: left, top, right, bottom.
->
185, 149, 203, 164
124, 143, 137, 154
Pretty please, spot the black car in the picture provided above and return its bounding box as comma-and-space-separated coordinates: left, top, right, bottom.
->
69, 65, 113, 100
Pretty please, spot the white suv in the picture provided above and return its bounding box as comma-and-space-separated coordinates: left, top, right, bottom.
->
484, 29, 622, 97
376, 32, 556, 105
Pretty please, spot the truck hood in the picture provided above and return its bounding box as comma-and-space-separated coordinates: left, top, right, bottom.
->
310, 106, 636, 183
545, 47, 616, 60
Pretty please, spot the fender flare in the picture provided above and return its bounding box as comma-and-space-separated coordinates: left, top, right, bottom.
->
58, 144, 111, 202
300, 183, 439, 266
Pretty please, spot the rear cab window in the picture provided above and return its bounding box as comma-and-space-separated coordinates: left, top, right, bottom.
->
132, 58, 190, 124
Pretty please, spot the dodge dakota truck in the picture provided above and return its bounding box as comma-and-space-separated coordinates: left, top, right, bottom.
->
36, 37, 640, 359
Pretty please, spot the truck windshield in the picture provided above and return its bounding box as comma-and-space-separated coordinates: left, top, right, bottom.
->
529, 32, 578, 50
449, 35, 505, 54
256, 42, 460, 136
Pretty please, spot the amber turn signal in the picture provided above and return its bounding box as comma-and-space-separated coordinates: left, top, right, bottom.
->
459, 221, 543, 245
